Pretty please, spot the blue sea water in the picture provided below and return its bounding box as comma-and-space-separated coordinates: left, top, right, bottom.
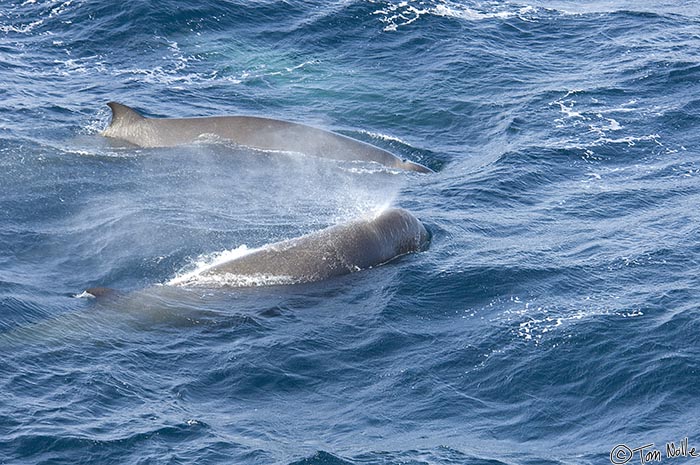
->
1, 0, 700, 463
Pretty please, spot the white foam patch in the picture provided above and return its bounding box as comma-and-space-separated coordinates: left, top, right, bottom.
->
167, 245, 253, 286
596, 99, 640, 114
357, 130, 408, 145
83, 107, 111, 135
551, 95, 638, 134
53, 56, 108, 76
112, 63, 308, 88
0, 19, 44, 33
73, 291, 96, 299
342, 165, 401, 175
1, 0, 79, 34
548, 93, 663, 151
371, 0, 538, 31
496, 295, 645, 346
553, 100, 586, 120
592, 133, 661, 147
177, 272, 298, 288
432, 4, 530, 21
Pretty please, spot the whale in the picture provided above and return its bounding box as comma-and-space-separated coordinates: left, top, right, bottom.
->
5, 208, 428, 347
85, 207, 429, 294
101, 102, 433, 173
187, 207, 430, 286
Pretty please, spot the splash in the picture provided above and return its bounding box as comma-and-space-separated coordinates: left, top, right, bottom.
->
173, 272, 298, 288
370, 0, 538, 32
167, 245, 252, 286
73, 290, 95, 299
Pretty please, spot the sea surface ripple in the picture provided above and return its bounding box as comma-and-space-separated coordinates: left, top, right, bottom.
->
1, 1, 699, 464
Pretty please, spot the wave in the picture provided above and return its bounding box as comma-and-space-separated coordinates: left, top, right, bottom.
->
369, 0, 541, 31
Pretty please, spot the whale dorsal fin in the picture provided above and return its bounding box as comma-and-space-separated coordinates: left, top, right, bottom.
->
106, 102, 145, 127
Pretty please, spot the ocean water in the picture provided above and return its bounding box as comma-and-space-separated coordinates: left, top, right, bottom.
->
1, 0, 699, 464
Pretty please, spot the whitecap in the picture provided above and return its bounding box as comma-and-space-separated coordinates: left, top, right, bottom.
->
370, 0, 540, 32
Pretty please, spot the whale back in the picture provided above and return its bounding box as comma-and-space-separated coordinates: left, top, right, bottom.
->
199, 208, 429, 285
101, 102, 432, 172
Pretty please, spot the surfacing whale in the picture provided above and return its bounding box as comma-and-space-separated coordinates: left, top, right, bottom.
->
163, 207, 429, 288
101, 102, 432, 173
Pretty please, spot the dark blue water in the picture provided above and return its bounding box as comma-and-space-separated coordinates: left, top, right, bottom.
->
2, 1, 700, 464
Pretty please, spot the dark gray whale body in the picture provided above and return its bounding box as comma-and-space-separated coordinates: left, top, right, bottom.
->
102, 102, 432, 173
85, 208, 428, 294
174, 207, 430, 287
